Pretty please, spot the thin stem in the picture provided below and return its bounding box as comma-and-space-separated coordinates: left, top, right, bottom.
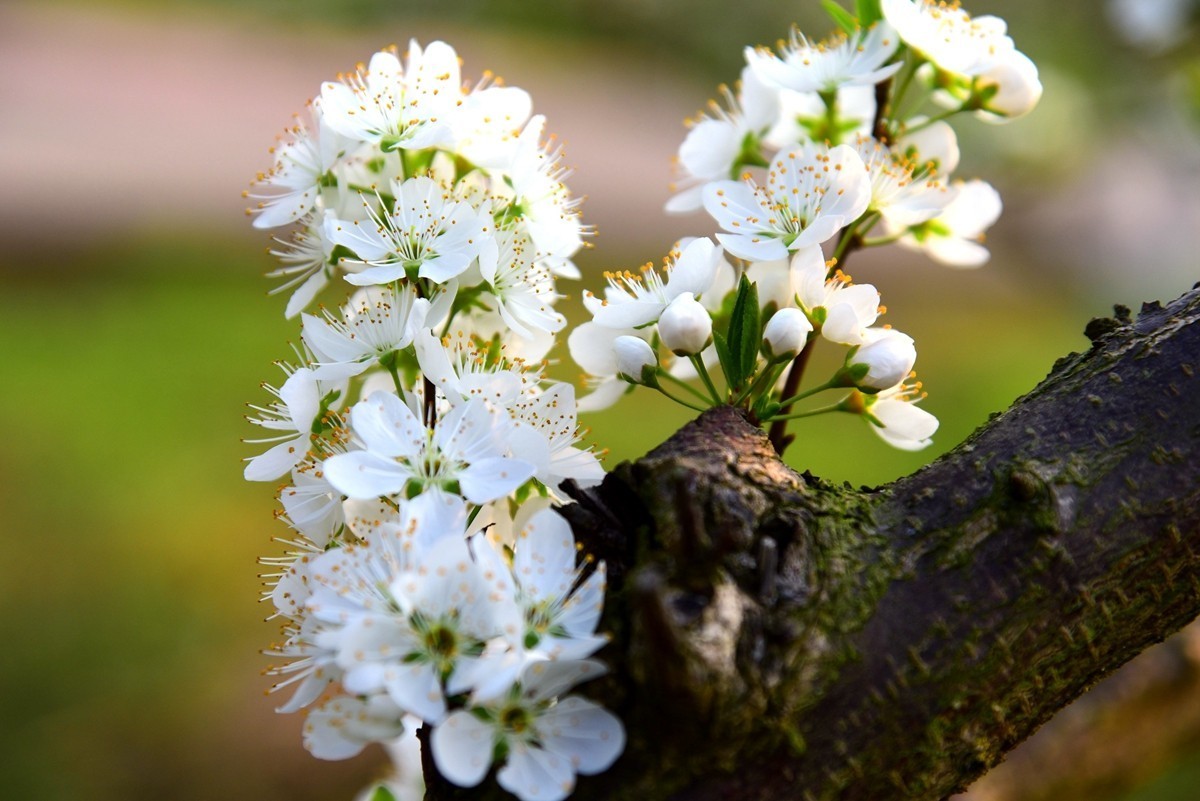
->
902, 107, 963, 136
659, 369, 715, 404
387, 361, 405, 396
888, 51, 921, 127
654, 384, 710, 413
691, 355, 724, 405
767, 337, 817, 455
862, 232, 906, 248
734, 359, 788, 407
777, 379, 839, 408
830, 219, 862, 265
764, 402, 843, 422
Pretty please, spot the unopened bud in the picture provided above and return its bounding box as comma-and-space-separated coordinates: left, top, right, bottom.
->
614, 336, 658, 385
762, 308, 813, 360
658, 293, 713, 356
844, 329, 916, 392
977, 50, 1042, 122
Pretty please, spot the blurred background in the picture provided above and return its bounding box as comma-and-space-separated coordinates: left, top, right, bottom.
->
2, 0, 1199, 798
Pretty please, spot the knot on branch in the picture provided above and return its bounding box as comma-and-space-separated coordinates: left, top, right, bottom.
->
563, 407, 893, 792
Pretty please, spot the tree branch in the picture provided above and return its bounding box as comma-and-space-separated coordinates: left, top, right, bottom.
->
427, 287, 1200, 800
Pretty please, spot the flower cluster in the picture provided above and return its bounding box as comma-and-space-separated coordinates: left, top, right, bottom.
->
247, 41, 622, 801
573, 0, 1040, 453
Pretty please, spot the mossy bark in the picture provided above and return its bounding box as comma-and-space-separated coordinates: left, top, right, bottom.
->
425, 288, 1200, 801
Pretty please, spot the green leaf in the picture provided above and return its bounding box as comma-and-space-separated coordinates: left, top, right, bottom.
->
368, 787, 398, 801
855, 0, 883, 26
725, 275, 762, 391
713, 330, 735, 390
822, 0, 859, 35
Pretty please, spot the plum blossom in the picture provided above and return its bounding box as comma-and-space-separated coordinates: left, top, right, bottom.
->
745, 23, 901, 95
320, 43, 461, 151
792, 246, 882, 345
590, 237, 723, 329
431, 660, 625, 801
881, 0, 1015, 76
323, 392, 535, 505
889, 178, 1002, 267
666, 67, 781, 214
703, 142, 872, 261
325, 176, 494, 286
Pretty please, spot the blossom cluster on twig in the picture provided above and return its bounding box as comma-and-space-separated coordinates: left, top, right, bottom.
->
570, 0, 1042, 455
246, 41, 623, 801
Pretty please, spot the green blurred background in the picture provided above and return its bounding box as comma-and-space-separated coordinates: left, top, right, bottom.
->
2, 0, 1199, 798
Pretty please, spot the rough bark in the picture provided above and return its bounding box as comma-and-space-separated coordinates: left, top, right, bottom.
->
425, 287, 1200, 801
954, 620, 1200, 801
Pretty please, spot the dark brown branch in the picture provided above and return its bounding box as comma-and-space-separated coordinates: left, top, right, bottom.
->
427, 287, 1200, 800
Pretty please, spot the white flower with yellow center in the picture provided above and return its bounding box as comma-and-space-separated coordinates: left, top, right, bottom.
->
889, 178, 1001, 267
508, 384, 606, 491
793, 245, 881, 345
304, 694, 407, 761
503, 115, 587, 261
745, 23, 901, 95
845, 377, 939, 450
320, 43, 460, 151
415, 329, 528, 409
325, 176, 493, 286
323, 392, 535, 505
247, 105, 351, 230
480, 228, 567, 339
431, 660, 625, 801
245, 366, 344, 482
266, 216, 335, 319
590, 237, 723, 329
853, 135, 956, 228
302, 285, 430, 380
703, 142, 871, 261
666, 66, 781, 214
305, 494, 522, 724
882, 0, 1015, 76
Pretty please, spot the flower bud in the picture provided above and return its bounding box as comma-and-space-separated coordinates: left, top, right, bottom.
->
614, 336, 658, 385
658, 292, 713, 356
761, 308, 813, 360
844, 328, 916, 392
977, 51, 1042, 122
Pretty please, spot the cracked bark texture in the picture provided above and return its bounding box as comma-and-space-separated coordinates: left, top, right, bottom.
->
424, 288, 1200, 801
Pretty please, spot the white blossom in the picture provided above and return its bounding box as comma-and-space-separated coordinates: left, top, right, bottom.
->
509, 385, 606, 491
793, 246, 882, 345
302, 285, 430, 380
304, 694, 407, 760
323, 392, 535, 505
703, 143, 871, 261
479, 227, 567, 339
590, 237, 723, 329
881, 0, 1015, 76
857, 378, 938, 450
666, 67, 781, 214
890, 178, 1002, 267
853, 135, 956, 228
245, 367, 341, 482
320, 43, 460, 151
247, 105, 350, 230
745, 23, 901, 95
431, 661, 624, 801
326, 176, 494, 286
